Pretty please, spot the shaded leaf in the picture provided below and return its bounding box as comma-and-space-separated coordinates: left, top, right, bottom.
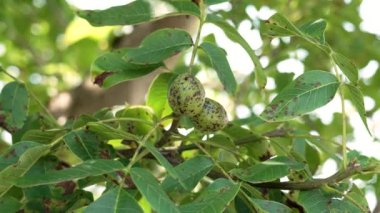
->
92, 48, 162, 88
251, 198, 292, 213
205, 0, 230, 5
124, 29, 193, 64
261, 70, 339, 122
0, 196, 21, 212
200, 42, 237, 94
343, 84, 371, 135
84, 187, 142, 213
179, 178, 240, 213
162, 155, 214, 192
0, 141, 41, 170
16, 159, 124, 187
297, 186, 369, 213
78, 0, 200, 27
230, 156, 305, 183
143, 142, 189, 190
63, 130, 102, 161
0, 143, 50, 196
87, 122, 139, 141
130, 168, 180, 213
299, 19, 327, 44
332, 52, 358, 83
146, 73, 175, 118
206, 14, 266, 88
0, 81, 29, 130
21, 129, 66, 144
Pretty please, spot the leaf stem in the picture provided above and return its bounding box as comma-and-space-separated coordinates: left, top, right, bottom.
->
193, 141, 234, 181
331, 59, 348, 170
188, 1, 206, 74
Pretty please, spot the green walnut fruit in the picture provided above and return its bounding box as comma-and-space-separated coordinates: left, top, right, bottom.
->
168, 73, 205, 116
191, 98, 228, 132
116, 106, 161, 142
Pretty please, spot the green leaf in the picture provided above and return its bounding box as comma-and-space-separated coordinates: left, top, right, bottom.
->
63, 130, 102, 161
78, 0, 200, 27
332, 52, 358, 83
347, 150, 371, 168
230, 156, 305, 183
87, 122, 139, 141
16, 159, 124, 187
261, 70, 339, 122
21, 129, 66, 144
206, 14, 266, 88
0, 196, 21, 212
299, 19, 327, 44
297, 186, 369, 213
130, 168, 180, 213
146, 73, 175, 118
205, 0, 230, 5
0, 81, 29, 130
124, 29, 193, 64
143, 142, 189, 190
250, 199, 292, 213
179, 179, 240, 213
343, 84, 371, 135
0, 143, 50, 197
200, 42, 237, 94
0, 141, 41, 170
262, 13, 302, 37
92, 48, 162, 88
84, 187, 143, 213
161, 155, 214, 192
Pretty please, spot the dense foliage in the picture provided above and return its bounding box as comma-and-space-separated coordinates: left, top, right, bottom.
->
0, 0, 379, 212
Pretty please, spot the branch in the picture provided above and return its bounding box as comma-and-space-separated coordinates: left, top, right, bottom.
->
250, 162, 363, 190
155, 116, 180, 147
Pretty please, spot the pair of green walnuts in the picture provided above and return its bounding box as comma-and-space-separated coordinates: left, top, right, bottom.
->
168, 73, 228, 132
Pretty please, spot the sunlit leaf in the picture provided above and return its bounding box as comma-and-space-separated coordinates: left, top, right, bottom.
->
262, 13, 301, 37
124, 29, 193, 64
78, 0, 200, 27
179, 179, 240, 213
332, 52, 359, 83
130, 168, 180, 213
146, 73, 175, 118
299, 19, 327, 44
261, 70, 339, 122
16, 159, 124, 187
343, 84, 370, 135
84, 187, 142, 213
206, 14, 266, 88
200, 42, 237, 94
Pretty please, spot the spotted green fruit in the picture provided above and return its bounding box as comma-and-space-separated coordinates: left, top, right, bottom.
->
116, 106, 161, 142
192, 98, 228, 132
168, 73, 205, 116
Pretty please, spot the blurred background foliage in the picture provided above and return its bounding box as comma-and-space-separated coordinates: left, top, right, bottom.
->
0, 0, 379, 206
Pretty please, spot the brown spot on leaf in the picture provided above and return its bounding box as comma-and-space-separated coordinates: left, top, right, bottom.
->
94, 71, 114, 87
